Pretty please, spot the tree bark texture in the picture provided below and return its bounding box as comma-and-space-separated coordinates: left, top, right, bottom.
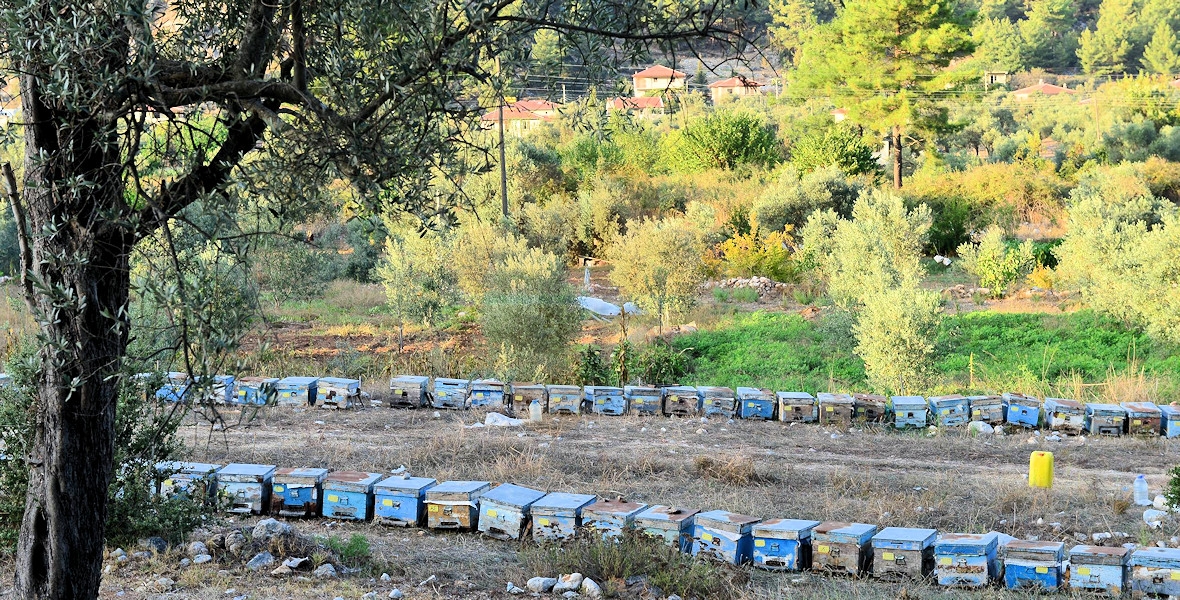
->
892, 125, 903, 189
13, 69, 132, 600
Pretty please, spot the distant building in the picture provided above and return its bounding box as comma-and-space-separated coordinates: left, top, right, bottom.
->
480, 106, 552, 135
831, 108, 849, 122
984, 71, 1010, 88
1011, 79, 1076, 100
1039, 137, 1062, 160
708, 77, 763, 103
608, 96, 665, 117
631, 65, 687, 97
512, 99, 560, 118
1170, 78, 1180, 90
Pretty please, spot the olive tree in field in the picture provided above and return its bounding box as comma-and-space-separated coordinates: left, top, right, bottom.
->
0, 0, 749, 596
607, 219, 707, 333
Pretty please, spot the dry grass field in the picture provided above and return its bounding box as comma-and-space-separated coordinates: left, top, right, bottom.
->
85, 397, 1180, 600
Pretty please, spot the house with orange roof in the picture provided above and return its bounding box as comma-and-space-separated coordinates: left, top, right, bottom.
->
1011, 79, 1076, 100
512, 99, 560, 118
831, 108, 849, 122
708, 76, 763, 103
1170, 78, 1180, 89
631, 65, 687, 97
480, 105, 552, 135
607, 96, 665, 117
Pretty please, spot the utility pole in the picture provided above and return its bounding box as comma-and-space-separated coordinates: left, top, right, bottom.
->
496, 57, 508, 219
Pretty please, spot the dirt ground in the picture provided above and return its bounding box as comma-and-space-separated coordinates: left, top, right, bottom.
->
82, 396, 1180, 600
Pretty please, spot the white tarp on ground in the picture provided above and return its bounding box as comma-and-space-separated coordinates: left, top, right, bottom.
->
577, 297, 642, 317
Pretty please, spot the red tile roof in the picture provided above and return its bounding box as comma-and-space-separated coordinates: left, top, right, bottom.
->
831, 108, 849, 116
480, 107, 549, 122
609, 96, 665, 110
513, 99, 559, 112
632, 65, 687, 79
708, 76, 763, 89
1170, 78, 1180, 89
1012, 79, 1076, 96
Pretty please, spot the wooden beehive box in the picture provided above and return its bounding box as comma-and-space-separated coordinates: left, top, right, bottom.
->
373, 475, 436, 526
546, 384, 582, 414
478, 483, 546, 541
662, 385, 700, 417
322, 471, 381, 522
1120, 401, 1162, 435
583, 498, 648, 540
736, 387, 776, 420
928, 394, 970, 426
698, 386, 737, 418
1002, 392, 1041, 428
1067, 545, 1128, 596
752, 519, 820, 571
891, 396, 928, 429
585, 386, 627, 416
871, 527, 937, 580
271, 467, 329, 518
692, 510, 760, 566
817, 393, 854, 429
624, 385, 662, 415
469, 379, 507, 409
425, 480, 491, 531
1129, 547, 1180, 597
217, 463, 276, 515
967, 395, 1006, 425
389, 375, 430, 408
432, 378, 470, 410
531, 492, 597, 542
508, 383, 547, 416
853, 393, 887, 424
635, 505, 698, 553
813, 522, 878, 577
934, 532, 999, 588
1043, 397, 1085, 435
1000, 539, 1064, 590
1085, 403, 1126, 436
776, 391, 816, 423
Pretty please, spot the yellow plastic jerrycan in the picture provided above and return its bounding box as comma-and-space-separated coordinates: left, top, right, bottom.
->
1029, 451, 1054, 488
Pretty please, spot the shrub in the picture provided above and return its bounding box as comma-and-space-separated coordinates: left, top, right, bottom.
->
673, 110, 782, 171
956, 225, 1035, 298
712, 287, 732, 303
376, 233, 458, 348
257, 239, 334, 304
574, 345, 609, 386
635, 341, 693, 385
855, 286, 943, 393
789, 125, 879, 177
731, 287, 760, 303
607, 219, 707, 331
751, 166, 863, 234
1167, 465, 1180, 509
711, 230, 799, 283
325, 533, 372, 569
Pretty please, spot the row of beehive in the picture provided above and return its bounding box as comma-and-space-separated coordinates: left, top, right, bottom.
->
128, 371, 1180, 438
157, 460, 1178, 596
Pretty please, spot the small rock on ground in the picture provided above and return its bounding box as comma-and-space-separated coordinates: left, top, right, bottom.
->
193, 554, 213, 565
313, 563, 337, 578
580, 577, 602, 598
245, 551, 275, 571
553, 573, 584, 594
526, 577, 557, 593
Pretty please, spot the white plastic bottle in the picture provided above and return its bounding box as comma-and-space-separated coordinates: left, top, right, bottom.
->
1133, 474, 1151, 506
529, 398, 543, 422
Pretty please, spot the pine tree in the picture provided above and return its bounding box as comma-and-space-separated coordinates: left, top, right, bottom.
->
769, 0, 836, 65
974, 17, 1026, 72
795, 0, 973, 188
1077, 0, 1141, 74
1141, 21, 1180, 74
1019, 0, 1080, 69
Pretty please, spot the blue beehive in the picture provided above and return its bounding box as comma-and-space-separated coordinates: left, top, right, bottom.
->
389, 375, 431, 408
635, 505, 698, 553
322, 471, 381, 521
1003, 392, 1041, 428
275, 376, 318, 407
1160, 404, 1180, 438
813, 522, 878, 576
531, 492, 597, 542
155, 372, 191, 403
1000, 539, 1064, 590
1043, 397, 1085, 435
624, 386, 662, 415
891, 396, 928, 429
271, 467, 329, 518
1085, 403, 1126, 436
872, 527, 937, 580
317, 377, 360, 409
699, 386, 737, 418
584, 498, 648, 540
373, 475, 436, 526
426, 480, 490, 531
663, 385, 700, 417
934, 532, 999, 588
469, 379, 507, 409
1122, 401, 1162, 435
584, 386, 626, 416
236, 376, 279, 405
0, 373, 10, 387
777, 391, 817, 423
217, 463, 275, 515
432, 378, 470, 410
546, 384, 583, 414
1129, 547, 1180, 596
1068, 545, 1129, 595
692, 510, 760, 566
752, 519, 820, 571
737, 387, 776, 420
928, 395, 969, 426
478, 483, 545, 540
193, 375, 235, 404
155, 461, 220, 501
967, 395, 1006, 425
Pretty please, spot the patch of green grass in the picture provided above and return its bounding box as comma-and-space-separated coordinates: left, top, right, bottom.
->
731, 287, 759, 303
673, 310, 1180, 394
324, 533, 371, 568
712, 287, 732, 303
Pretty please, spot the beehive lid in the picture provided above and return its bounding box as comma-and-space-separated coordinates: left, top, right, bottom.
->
815, 522, 877, 544
435, 378, 469, 387
323, 471, 382, 490
584, 386, 624, 397
854, 393, 887, 404
891, 396, 927, 409
274, 467, 329, 482
635, 505, 698, 525
935, 532, 998, 555
156, 461, 221, 475
753, 518, 821, 540
1002, 392, 1040, 405
1045, 397, 1082, 411
777, 391, 815, 402
277, 376, 318, 386
929, 394, 967, 405
1069, 545, 1129, 565
817, 393, 854, 405
374, 475, 436, 493
1160, 404, 1180, 418
698, 386, 735, 398
218, 463, 276, 479
546, 385, 581, 395
1120, 401, 1161, 416
1001, 539, 1064, 559
319, 377, 360, 387
664, 386, 698, 396
238, 376, 279, 386
736, 387, 773, 400
967, 395, 1003, 405
624, 386, 660, 396
532, 492, 597, 512
427, 480, 491, 501
873, 527, 937, 547
482, 483, 545, 508
1086, 403, 1124, 415
1130, 546, 1180, 567
585, 499, 647, 518
472, 379, 506, 390
511, 383, 546, 393
391, 375, 429, 386
695, 510, 760, 534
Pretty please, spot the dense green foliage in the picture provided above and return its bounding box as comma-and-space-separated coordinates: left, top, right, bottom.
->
957, 225, 1036, 297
